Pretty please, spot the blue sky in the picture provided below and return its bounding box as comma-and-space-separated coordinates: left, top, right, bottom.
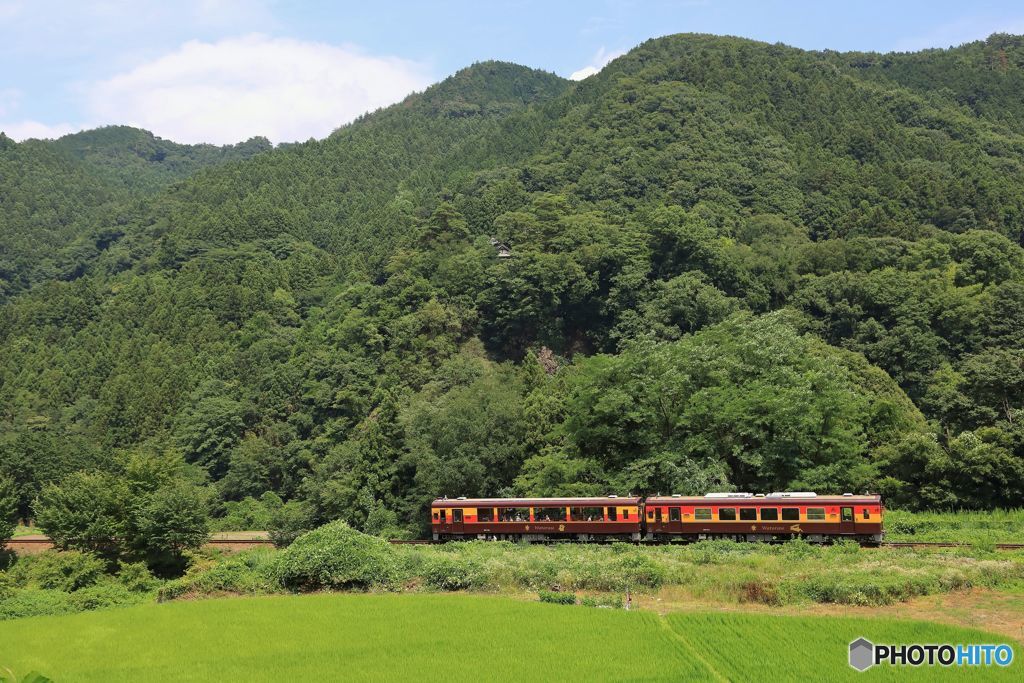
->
2, 0, 1023, 144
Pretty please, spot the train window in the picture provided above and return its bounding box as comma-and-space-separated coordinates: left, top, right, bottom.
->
807, 508, 825, 520
607, 507, 617, 522
439, 510, 447, 523
534, 507, 566, 522
841, 507, 853, 522
432, 512, 438, 521
862, 508, 870, 519
718, 508, 737, 521
623, 510, 630, 519
781, 508, 799, 521
759, 508, 779, 521
571, 507, 604, 521
453, 510, 463, 523
739, 508, 756, 521
477, 508, 494, 523
694, 508, 712, 521
499, 508, 530, 522
669, 507, 681, 522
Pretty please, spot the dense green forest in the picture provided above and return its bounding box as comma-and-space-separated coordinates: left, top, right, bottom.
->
0, 127, 271, 300
2, 36, 1024, 545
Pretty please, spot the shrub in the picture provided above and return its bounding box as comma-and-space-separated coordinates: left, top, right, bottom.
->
0, 572, 14, 600
274, 521, 398, 591
785, 570, 938, 606
538, 590, 576, 605
737, 580, 781, 605
781, 538, 818, 560
8, 551, 104, 592
687, 540, 749, 565
422, 555, 483, 591
828, 539, 860, 555
0, 590, 74, 620
608, 552, 665, 589
117, 562, 159, 592
971, 538, 996, 555
66, 582, 141, 612
156, 549, 280, 600
156, 579, 189, 602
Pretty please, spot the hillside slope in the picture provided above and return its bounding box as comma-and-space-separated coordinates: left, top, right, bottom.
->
1, 36, 1022, 534
0, 127, 271, 300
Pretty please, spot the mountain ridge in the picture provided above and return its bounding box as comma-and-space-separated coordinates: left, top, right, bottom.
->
1, 33, 1023, 535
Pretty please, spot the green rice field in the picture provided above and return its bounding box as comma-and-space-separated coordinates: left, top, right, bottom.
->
0, 594, 1017, 682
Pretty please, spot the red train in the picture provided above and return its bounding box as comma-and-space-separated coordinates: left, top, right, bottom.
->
431, 492, 884, 545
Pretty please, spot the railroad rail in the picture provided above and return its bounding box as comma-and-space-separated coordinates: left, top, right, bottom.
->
3, 534, 274, 555
879, 541, 1024, 550
6, 537, 1021, 552
387, 539, 1024, 550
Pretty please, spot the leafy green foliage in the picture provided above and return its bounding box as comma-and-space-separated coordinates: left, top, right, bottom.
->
6, 551, 104, 592
538, 589, 576, 604
0, 127, 269, 301
0, 475, 16, 543
34, 452, 208, 571
267, 499, 316, 548
274, 521, 398, 591
2, 35, 1024, 537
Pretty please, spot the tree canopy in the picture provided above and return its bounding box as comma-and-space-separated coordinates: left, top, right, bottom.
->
3, 36, 1024, 540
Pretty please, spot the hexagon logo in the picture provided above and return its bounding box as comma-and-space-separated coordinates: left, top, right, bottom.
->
849, 637, 874, 671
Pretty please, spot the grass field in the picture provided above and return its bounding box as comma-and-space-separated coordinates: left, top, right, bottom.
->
0, 594, 1017, 682
885, 509, 1024, 544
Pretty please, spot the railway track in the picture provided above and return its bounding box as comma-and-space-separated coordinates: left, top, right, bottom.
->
3, 534, 274, 554
387, 539, 1024, 550
879, 541, 1024, 550
7, 537, 1021, 552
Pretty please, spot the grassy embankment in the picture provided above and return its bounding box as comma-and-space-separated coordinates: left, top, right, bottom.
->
0, 594, 1018, 682
885, 509, 1024, 545
157, 539, 1024, 607
4, 513, 1023, 624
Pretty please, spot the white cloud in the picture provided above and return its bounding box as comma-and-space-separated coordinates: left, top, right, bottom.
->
81, 34, 432, 144
0, 120, 78, 140
569, 46, 625, 81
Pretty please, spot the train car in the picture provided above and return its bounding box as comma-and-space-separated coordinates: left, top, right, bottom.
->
431, 496, 643, 542
644, 492, 883, 544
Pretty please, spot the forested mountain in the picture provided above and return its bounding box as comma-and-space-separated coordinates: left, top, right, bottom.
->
0, 127, 271, 300
51, 127, 273, 193
2, 37, 1023, 538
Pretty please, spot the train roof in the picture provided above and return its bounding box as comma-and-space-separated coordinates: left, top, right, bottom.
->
646, 493, 881, 504
431, 496, 642, 507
